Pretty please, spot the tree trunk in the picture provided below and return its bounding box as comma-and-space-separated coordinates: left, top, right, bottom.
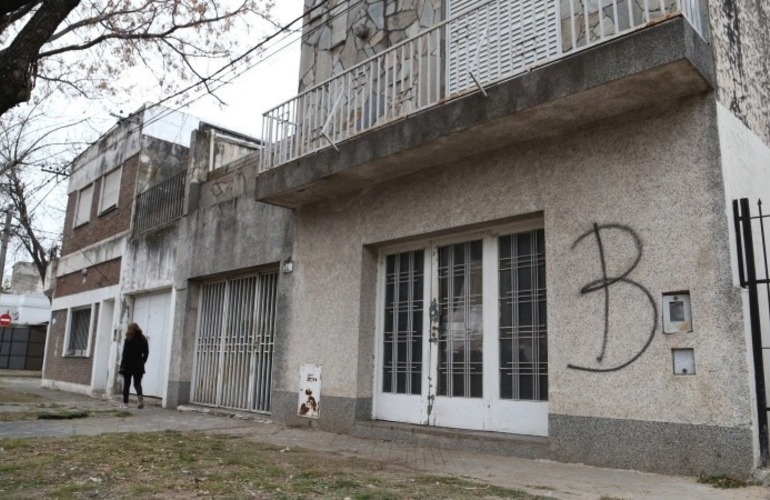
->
0, 0, 81, 116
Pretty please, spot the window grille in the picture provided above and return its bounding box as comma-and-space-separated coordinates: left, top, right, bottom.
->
382, 250, 424, 395
498, 229, 547, 401
192, 271, 278, 413
67, 308, 91, 356
437, 240, 484, 398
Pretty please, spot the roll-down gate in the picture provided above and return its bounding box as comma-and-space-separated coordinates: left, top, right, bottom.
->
192, 272, 278, 413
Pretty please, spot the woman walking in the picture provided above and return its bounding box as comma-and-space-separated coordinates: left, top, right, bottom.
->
119, 323, 149, 409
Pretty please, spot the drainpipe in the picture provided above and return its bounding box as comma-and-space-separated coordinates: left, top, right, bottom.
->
208, 129, 217, 172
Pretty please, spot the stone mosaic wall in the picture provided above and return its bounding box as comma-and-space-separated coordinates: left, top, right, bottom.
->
299, 0, 443, 92
709, 0, 770, 145
560, 0, 678, 52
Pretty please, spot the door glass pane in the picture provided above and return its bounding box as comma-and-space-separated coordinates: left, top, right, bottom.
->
382, 250, 424, 394
499, 229, 547, 401
438, 240, 483, 398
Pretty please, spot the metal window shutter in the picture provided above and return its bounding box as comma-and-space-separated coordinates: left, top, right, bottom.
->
76, 185, 93, 225
100, 169, 121, 212
447, 0, 561, 96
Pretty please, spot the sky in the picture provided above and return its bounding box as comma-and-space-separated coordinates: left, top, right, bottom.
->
3, 1, 306, 287
182, 2, 305, 137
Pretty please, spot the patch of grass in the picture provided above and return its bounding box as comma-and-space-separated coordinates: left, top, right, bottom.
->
697, 475, 750, 489
37, 410, 90, 420
0, 407, 131, 422
0, 431, 543, 499
0, 387, 42, 404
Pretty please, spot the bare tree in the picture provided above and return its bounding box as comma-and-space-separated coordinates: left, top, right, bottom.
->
0, 95, 87, 285
0, 0, 275, 117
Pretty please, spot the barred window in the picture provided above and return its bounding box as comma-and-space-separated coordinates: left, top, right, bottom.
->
67, 308, 92, 357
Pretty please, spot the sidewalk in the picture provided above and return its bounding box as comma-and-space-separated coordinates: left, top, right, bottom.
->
1, 374, 768, 499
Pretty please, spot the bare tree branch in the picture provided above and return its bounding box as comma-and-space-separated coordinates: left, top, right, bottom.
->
0, 0, 81, 115
0, 0, 275, 116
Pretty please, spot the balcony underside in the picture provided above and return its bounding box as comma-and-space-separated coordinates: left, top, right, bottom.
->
256, 18, 714, 209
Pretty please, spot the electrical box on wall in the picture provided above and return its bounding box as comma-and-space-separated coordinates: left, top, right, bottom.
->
672, 348, 695, 375
662, 292, 692, 334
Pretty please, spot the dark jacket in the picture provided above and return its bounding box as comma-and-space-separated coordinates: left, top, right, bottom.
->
120, 335, 149, 375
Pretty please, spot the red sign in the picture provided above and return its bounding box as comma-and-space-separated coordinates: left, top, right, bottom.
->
0, 314, 11, 327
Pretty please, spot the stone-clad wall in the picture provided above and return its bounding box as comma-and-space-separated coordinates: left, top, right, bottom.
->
709, 0, 770, 145
560, 0, 678, 52
299, 0, 443, 92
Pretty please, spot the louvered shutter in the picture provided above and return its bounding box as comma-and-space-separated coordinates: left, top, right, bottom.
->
75, 185, 94, 226
99, 168, 121, 213
447, 0, 561, 96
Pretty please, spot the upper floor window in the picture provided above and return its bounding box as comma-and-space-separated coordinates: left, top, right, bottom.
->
74, 184, 94, 227
66, 307, 93, 357
99, 168, 122, 214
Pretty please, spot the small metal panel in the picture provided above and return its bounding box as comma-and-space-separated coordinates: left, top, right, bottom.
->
662, 293, 692, 334
672, 348, 695, 375
298, 364, 321, 419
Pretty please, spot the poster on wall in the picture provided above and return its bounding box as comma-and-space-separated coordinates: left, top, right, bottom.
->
298, 364, 321, 419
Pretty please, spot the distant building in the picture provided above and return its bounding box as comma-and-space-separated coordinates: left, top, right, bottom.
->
1, 262, 49, 370
43, 105, 265, 404
10, 262, 44, 295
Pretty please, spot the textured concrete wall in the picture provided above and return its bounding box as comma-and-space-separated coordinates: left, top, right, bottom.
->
282, 95, 752, 439
122, 225, 179, 295
68, 114, 143, 194
708, 0, 770, 145
163, 152, 294, 408
9, 262, 43, 295
136, 136, 189, 193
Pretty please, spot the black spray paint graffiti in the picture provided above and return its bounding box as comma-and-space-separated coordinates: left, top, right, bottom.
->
567, 223, 658, 372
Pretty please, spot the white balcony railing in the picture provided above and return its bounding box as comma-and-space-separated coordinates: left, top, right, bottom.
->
261, 0, 706, 172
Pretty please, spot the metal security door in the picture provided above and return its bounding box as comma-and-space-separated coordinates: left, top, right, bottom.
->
733, 198, 770, 465
192, 272, 278, 413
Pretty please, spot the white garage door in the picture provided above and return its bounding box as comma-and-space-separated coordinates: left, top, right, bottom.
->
131, 291, 173, 398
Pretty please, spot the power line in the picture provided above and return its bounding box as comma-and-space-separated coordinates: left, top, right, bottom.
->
59, 0, 350, 189
133, 0, 366, 135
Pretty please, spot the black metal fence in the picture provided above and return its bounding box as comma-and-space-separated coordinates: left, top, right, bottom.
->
733, 198, 770, 465
134, 170, 186, 234
0, 326, 45, 370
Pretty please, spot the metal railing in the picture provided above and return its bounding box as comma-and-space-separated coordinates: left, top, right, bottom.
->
134, 170, 186, 234
260, 0, 705, 172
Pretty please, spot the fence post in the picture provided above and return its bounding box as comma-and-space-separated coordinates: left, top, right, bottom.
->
736, 198, 769, 465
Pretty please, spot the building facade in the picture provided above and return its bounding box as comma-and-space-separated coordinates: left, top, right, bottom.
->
43, 0, 770, 479
253, 0, 769, 478
42, 107, 203, 397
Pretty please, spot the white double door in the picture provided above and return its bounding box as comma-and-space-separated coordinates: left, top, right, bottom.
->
374, 226, 548, 436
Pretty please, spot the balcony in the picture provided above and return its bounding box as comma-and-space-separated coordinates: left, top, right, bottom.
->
257, 0, 712, 208
134, 170, 186, 234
